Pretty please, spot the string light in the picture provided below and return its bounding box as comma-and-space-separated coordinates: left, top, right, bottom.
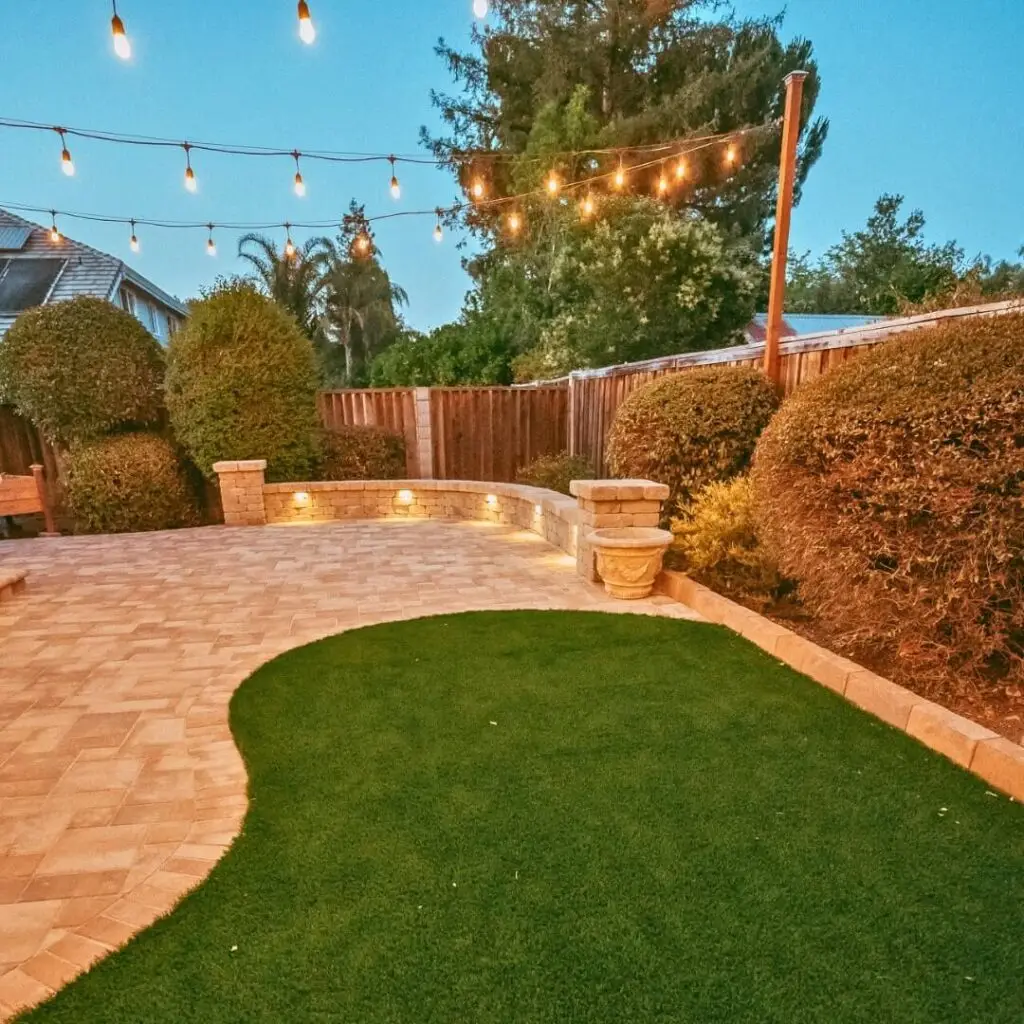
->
471, 178, 486, 201
353, 231, 371, 257
389, 156, 401, 200
675, 157, 687, 181
56, 129, 75, 177
546, 171, 560, 195
183, 144, 197, 192
656, 168, 669, 196
580, 192, 595, 219
206, 223, 216, 255
110, 2, 131, 60
433, 209, 443, 243
284, 223, 296, 258
613, 159, 626, 190
725, 143, 738, 166
473, 0, 489, 17
507, 211, 521, 235
297, 0, 316, 44
292, 151, 306, 196
49, 211, 62, 244
129, 218, 139, 252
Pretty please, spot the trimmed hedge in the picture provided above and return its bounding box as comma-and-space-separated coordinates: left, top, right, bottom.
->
606, 367, 779, 510
166, 283, 319, 482
752, 311, 1024, 688
63, 432, 198, 534
516, 452, 593, 496
0, 296, 165, 443
319, 425, 406, 480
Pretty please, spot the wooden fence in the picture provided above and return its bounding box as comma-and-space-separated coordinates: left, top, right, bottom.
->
317, 388, 420, 475
0, 405, 56, 480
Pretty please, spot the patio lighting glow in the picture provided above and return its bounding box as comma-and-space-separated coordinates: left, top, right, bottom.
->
398, 489, 414, 505
206, 224, 216, 256
129, 220, 139, 252
471, 179, 486, 200
580, 193, 595, 218
534, 504, 543, 516
111, 2, 131, 60
473, 0, 488, 17
657, 171, 669, 195
507, 211, 521, 234
48, 212, 62, 243
546, 172, 560, 195
725, 143, 737, 166
56, 130, 75, 176
284, 227, 296, 259
294, 491, 309, 504
292, 151, 306, 196
433, 210, 443, 243
675, 158, 687, 180
354, 232, 371, 256
486, 494, 498, 507
297, 0, 316, 44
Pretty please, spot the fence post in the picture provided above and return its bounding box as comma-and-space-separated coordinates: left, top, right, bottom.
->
29, 464, 58, 536
412, 388, 434, 479
567, 375, 577, 457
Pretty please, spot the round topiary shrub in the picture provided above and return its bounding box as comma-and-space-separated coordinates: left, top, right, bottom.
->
516, 451, 594, 496
606, 366, 780, 510
165, 282, 319, 481
0, 296, 165, 444
752, 311, 1024, 688
63, 432, 198, 534
319, 425, 407, 480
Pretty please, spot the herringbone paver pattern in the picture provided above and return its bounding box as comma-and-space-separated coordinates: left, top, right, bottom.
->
0, 520, 697, 1017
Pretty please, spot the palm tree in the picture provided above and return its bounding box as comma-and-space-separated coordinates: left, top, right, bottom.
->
321, 245, 409, 383
237, 233, 330, 340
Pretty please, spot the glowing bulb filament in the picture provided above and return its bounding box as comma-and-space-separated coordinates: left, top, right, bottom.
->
546, 172, 560, 195
61, 149, 75, 177
725, 143, 737, 165
507, 211, 521, 234
129, 220, 140, 253
613, 163, 626, 189
206, 225, 216, 256
433, 210, 443, 243
183, 145, 197, 192
471, 179, 485, 200
298, 0, 316, 44
111, 8, 131, 60
580, 194, 595, 218
389, 157, 400, 200
284, 225, 296, 259
49, 212, 62, 243
675, 158, 687, 180
657, 173, 669, 196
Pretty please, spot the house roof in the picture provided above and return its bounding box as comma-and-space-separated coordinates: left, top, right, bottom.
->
744, 312, 886, 343
0, 208, 187, 336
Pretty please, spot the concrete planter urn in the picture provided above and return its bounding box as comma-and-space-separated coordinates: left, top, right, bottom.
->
589, 527, 674, 600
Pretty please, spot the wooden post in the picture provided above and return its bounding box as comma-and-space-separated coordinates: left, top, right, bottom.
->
764, 69, 808, 385
30, 463, 58, 536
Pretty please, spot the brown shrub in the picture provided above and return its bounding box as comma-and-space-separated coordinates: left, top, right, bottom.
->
319, 425, 406, 480
516, 452, 593, 496
606, 367, 780, 510
752, 310, 1024, 690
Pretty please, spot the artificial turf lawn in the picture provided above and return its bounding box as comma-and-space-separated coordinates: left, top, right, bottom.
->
20, 611, 1024, 1023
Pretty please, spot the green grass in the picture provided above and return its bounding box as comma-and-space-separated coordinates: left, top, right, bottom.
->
22, 612, 1023, 1023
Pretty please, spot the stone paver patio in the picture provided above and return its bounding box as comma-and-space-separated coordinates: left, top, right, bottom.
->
0, 519, 698, 1018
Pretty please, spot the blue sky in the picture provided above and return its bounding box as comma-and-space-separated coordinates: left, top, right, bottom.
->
1, 1, 1020, 329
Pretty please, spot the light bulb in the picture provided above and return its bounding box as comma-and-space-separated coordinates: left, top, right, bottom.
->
111, 14, 131, 60
613, 164, 626, 189
433, 223, 443, 243
294, 171, 306, 196
390, 175, 401, 200
546, 173, 559, 195
50, 226, 62, 243
61, 148, 75, 177
675, 158, 687, 180
471, 179, 485, 200
207, 237, 217, 256
184, 166, 197, 192
285, 240, 296, 258
657, 173, 669, 196
355, 233, 370, 256
129, 224, 140, 253
473, 0, 488, 16
507, 211, 521, 234
580, 194, 595, 218
725, 143, 737, 165
298, 0, 316, 43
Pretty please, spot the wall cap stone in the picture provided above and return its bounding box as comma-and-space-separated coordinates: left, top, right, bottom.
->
213, 460, 267, 473
570, 479, 669, 501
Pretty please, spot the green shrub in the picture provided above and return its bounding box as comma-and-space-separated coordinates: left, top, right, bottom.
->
319, 425, 406, 480
516, 451, 593, 496
0, 296, 165, 444
752, 311, 1024, 688
165, 282, 319, 481
606, 367, 780, 510
63, 432, 198, 534
671, 476, 781, 599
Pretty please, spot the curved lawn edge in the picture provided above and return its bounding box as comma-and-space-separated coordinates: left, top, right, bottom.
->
16, 611, 1024, 1023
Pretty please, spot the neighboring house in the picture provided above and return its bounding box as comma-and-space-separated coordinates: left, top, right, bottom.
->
744, 312, 885, 343
0, 208, 187, 343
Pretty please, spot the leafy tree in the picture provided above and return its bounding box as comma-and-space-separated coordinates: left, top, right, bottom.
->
785, 194, 967, 315
425, 2, 828, 243
237, 232, 330, 340
371, 320, 515, 386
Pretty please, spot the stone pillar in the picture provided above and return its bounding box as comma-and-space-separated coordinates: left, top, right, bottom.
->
568, 479, 670, 581
413, 387, 434, 479
213, 460, 268, 526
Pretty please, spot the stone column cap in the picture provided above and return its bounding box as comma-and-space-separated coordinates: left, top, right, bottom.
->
212, 460, 268, 473
570, 479, 669, 501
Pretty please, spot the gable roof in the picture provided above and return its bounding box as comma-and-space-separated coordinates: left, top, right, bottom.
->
0, 208, 187, 336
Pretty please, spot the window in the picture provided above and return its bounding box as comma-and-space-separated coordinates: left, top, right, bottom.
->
0, 258, 66, 312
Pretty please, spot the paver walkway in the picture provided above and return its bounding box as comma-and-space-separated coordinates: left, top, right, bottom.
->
0, 520, 698, 1018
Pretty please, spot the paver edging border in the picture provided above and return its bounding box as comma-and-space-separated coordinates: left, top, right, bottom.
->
0, 569, 27, 604
655, 569, 1024, 801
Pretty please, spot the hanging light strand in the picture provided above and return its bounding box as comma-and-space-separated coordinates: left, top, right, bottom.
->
206, 223, 216, 255
292, 150, 306, 196
55, 128, 75, 177
49, 210, 62, 243
297, 0, 316, 44
389, 156, 400, 200
129, 218, 139, 252
110, 1, 131, 60
182, 143, 197, 192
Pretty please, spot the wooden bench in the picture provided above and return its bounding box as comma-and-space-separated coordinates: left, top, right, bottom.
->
0, 464, 58, 535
